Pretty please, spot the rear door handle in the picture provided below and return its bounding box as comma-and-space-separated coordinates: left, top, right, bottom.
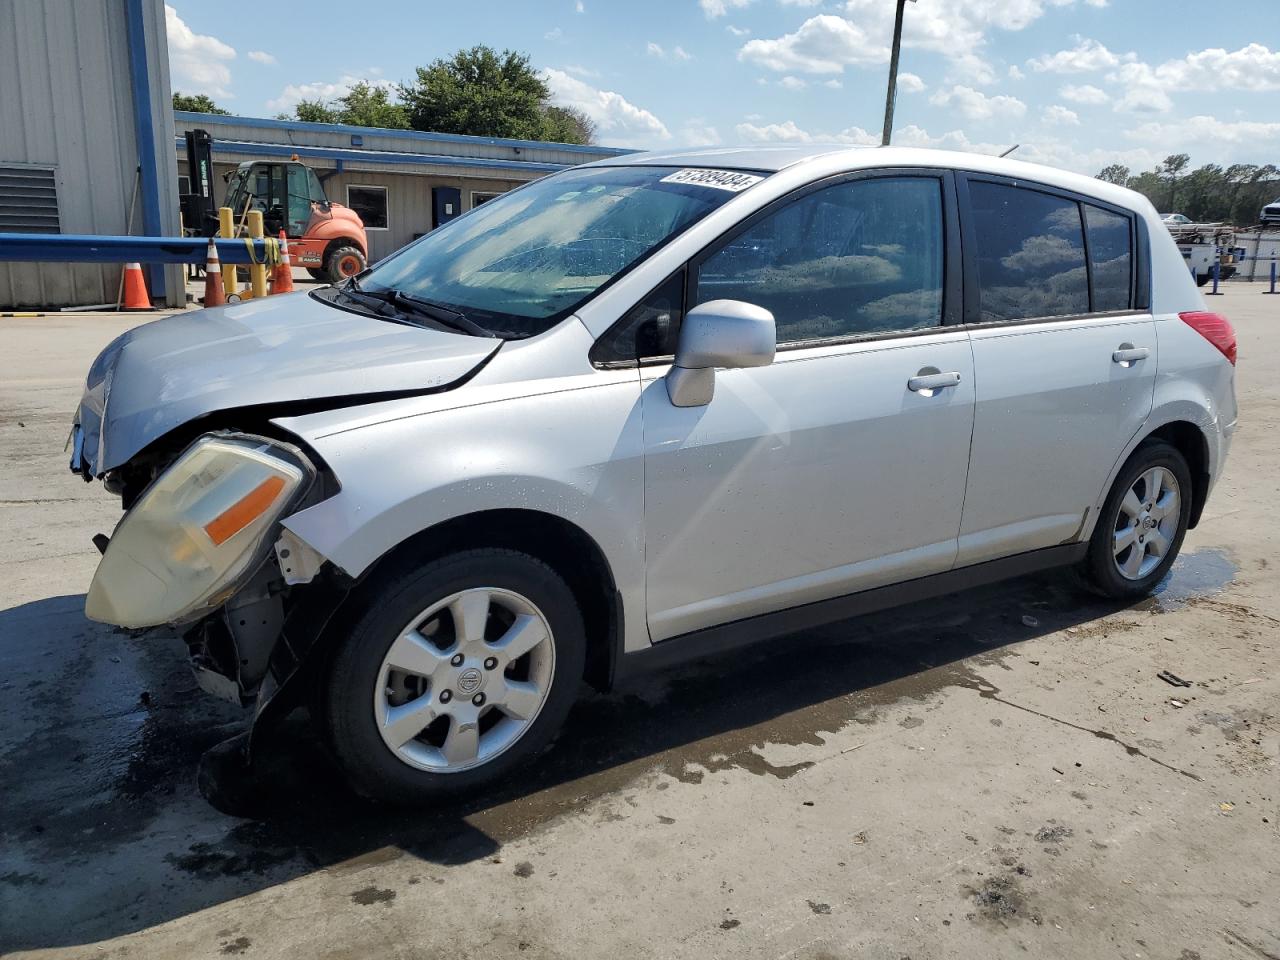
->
908, 371, 962, 393
1112, 345, 1150, 365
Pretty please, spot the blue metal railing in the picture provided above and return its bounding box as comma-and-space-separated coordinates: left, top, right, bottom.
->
0, 233, 273, 265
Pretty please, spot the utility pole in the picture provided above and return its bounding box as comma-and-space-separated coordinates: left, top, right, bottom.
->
880, 0, 915, 146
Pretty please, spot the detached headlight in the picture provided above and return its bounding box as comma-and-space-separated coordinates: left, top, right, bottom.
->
86, 435, 313, 628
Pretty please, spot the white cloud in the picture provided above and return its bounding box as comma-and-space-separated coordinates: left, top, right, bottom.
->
726, 24, 750, 36
1008, 65, 1025, 80
929, 84, 1026, 121
1124, 115, 1280, 147
1059, 83, 1108, 104
648, 42, 693, 61
779, 76, 807, 90
265, 73, 395, 112
544, 68, 671, 147
897, 71, 925, 93
823, 78, 843, 89
165, 5, 236, 98
781, 0, 824, 5
1043, 104, 1080, 125
738, 14, 887, 74
563, 64, 600, 78
1103, 43, 1280, 117
679, 118, 722, 145
246, 50, 276, 66
575, 0, 585, 11
545, 27, 565, 41
1028, 37, 1133, 73
700, 0, 752, 17
735, 119, 879, 145
736, 119, 813, 142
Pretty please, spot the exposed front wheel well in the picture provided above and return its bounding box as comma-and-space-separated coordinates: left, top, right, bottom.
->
353, 510, 621, 692
1144, 421, 1210, 528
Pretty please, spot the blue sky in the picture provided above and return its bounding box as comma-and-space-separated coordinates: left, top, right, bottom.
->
165, 0, 1280, 176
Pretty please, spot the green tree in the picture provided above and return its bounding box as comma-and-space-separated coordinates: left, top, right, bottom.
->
293, 99, 339, 123
398, 45, 592, 143
1096, 163, 1130, 185
173, 91, 229, 115
1160, 153, 1191, 210
540, 104, 596, 145
288, 82, 410, 128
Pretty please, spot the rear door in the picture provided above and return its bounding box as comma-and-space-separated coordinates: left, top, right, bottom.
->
956, 175, 1155, 565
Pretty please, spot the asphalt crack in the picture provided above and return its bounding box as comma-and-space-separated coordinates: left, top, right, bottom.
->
952, 668, 1204, 782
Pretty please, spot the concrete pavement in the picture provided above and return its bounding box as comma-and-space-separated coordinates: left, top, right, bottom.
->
1, 285, 1276, 959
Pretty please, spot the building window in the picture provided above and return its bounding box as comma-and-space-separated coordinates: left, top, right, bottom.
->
347, 184, 389, 230
471, 190, 503, 209
0, 165, 60, 234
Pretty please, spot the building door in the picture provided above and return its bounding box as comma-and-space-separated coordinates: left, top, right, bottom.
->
432, 187, 462, 229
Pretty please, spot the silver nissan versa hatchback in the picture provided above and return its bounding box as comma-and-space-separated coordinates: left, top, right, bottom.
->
69, 146, 1238, 802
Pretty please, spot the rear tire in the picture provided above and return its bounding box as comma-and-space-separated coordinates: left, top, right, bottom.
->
324, 245, 366, 284
322, 548, 586, 804
1077, 440, 1192, 599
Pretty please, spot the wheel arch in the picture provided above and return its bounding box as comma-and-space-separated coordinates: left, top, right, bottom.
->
1144, 420, 1210, 529
323, 236, 367, 264
343, 508, 622, 693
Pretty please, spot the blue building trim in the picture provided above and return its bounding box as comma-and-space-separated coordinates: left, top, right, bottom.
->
174, 110, 637, 158
124, 0, 165, 298
174, 137, 572, 174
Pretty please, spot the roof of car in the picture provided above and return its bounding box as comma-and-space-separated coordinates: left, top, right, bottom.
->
584, 144, 1152, 213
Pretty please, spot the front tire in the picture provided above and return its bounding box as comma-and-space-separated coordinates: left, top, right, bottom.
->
324, 245, 366, 283
322, 549, 586, 803
1078, 440, 1192, 599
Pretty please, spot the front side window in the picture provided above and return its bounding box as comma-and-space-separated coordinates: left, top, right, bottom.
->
968, 181, 1089, 322
694, 177, 944, 344
361, 166, 757, 339
1084, 204, 1133, 311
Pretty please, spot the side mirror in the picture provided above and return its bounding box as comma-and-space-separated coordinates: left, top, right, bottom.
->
666, 300, 775, 407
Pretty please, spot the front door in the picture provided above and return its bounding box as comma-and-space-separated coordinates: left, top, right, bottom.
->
956, 176, 1156, 564
640, 173, 976, 641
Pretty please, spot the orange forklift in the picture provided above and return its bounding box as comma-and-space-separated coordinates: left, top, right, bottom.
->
183, 129, 369, 283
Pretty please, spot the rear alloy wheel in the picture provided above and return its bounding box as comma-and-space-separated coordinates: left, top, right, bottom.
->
323, 549, 585, 803
1078, 440, 1192, 599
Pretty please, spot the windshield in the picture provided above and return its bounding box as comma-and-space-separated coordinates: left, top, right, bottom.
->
359, 165, 762, 338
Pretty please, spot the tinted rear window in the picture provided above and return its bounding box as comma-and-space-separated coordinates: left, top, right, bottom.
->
1084, 204, 1133, 311
969, 181, 1089, 322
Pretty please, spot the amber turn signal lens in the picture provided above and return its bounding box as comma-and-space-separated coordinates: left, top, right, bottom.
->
203, 475, 287, 545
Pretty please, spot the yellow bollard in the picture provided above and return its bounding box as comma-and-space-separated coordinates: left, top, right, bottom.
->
218, 207, 237, 299
247, 210, 268, 300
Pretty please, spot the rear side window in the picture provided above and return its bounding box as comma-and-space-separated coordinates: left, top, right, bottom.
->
1084, 204, 1133, 311
694, 176, 944, 344
968, 181, 1088, 322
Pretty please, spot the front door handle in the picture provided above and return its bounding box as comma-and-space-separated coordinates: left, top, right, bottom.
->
1112, 345, 1150, 366
908, 371, 962, 394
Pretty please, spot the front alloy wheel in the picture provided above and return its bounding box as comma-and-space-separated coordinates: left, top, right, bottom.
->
374, 588, 555, 773
323, 548, 586, 803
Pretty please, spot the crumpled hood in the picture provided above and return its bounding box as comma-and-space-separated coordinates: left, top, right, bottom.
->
76, 291, 500, 475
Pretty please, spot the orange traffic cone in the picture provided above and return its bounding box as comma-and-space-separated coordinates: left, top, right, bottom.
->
202, 240, 225, 307
270, 231, 295, 295
120, 262, 152, 311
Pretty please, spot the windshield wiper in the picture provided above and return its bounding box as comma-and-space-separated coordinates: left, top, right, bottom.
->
387, 289, 496, 338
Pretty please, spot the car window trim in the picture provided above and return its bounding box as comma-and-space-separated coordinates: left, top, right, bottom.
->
956, 171, 1144, 327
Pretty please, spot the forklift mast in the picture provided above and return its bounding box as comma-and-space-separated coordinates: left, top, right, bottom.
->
181, 129, 216, 234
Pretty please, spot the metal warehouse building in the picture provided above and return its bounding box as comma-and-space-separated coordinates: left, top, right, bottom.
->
1, 0, 184, 308
174, 114, 632, 264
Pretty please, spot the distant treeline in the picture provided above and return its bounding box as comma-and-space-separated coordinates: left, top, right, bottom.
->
1097, 155, 1279, 226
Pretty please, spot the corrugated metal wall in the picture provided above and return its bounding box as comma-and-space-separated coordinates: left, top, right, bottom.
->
0, 0, 181, 308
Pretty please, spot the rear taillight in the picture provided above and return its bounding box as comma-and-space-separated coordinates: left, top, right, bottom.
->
1179, 311, 1237, 366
